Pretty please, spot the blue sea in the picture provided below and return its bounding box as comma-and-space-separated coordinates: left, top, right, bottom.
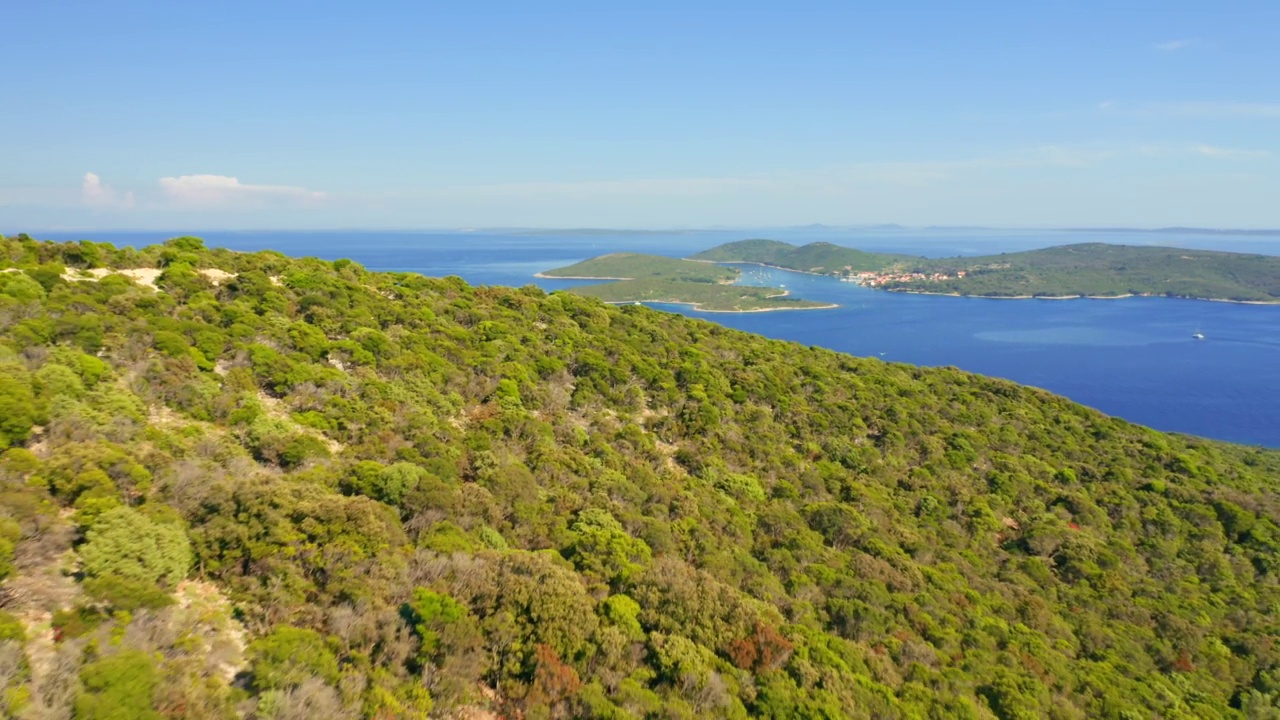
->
39, 228, 1280, 448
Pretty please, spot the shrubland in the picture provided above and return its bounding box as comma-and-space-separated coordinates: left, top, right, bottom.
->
0, 234, 1277, 719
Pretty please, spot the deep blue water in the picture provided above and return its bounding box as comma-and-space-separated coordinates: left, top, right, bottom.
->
38, 228, 1280, 447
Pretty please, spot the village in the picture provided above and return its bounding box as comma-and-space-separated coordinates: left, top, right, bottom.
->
840, 268, 967, 286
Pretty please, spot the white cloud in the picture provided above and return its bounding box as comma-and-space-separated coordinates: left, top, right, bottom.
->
81, 172, 135, 209
157, 174, 326, 208
1154, 39, 1203, 51
1193, 144, 1270, 159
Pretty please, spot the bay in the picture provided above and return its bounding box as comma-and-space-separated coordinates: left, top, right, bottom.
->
38, 228, 1280, 447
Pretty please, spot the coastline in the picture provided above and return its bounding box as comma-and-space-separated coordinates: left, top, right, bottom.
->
543, 260, 1280, 307
538, 265, 839, 311
693, 259, 838, 277
603, 298, 839, 313
1205, 297, 1280, 306
534, 272, 634, 280
590, 286, 839, 313
536, 271, 737, 286
691, 259, 1280, 306
885, 288, 1280, 305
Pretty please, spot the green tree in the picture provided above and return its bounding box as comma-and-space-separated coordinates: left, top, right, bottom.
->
344, 461, 425, 506
74, 650, 161, 720
406, 588, 468, 664
563, 508, 652, 587
164, 235, 206, 252
0, 364, 37, 447
79, 507, 192, 588
0, 271, 46, 301
250, 626, 341, 690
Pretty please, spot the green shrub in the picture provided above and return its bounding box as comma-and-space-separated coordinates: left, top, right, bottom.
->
249, 626, 340, 690
79, 507, 191, 589
74, 650, 161, 720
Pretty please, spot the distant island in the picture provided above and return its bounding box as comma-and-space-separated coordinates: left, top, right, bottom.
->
692, 239, 1280, 304
538, 253, 738, 283
1059, 226, 1280, 237
689, 239, 915, 274
538, 253, 837, 312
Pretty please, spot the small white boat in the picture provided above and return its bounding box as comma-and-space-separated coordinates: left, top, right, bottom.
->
1192, 331, 1205, 340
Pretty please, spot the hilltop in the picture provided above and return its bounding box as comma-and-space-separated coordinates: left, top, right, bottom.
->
536, 252, 737, 283
0, 234, 1278, 718
688, 239, 917, 274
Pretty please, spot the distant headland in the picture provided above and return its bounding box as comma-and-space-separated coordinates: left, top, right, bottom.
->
689, 240, 1280, 304
537, 253, 837, 312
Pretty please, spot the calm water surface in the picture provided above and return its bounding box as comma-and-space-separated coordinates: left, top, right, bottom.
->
42, 229, 1280, 447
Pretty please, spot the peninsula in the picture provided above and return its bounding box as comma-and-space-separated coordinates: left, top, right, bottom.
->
536, 253, 737, 283
692, 240, 1280, 303
689, 239, 915, 274
539, 253, 836, 311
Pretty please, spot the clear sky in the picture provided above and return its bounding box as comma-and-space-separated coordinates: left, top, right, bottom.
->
3, 1, 1278, 230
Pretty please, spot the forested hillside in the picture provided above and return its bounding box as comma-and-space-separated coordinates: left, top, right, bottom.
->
537, 254, 736, 283
567, 279, 833, 313
1, 234, 1279, 719
541, 254, 833, 312
690, 239, 1280, 302
886, 243, 1280, 302
688, 240, 914, 274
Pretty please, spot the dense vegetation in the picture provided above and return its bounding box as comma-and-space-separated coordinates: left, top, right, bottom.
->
688, 240, 914, 274
1, 233, 1279, 719
692, 239, 1280, 302
538, 254, 736, 283
885, 243, 1280, 302
544, 253, 832, 311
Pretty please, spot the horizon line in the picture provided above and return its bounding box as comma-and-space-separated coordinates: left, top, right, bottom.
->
9, 224, 1280, 237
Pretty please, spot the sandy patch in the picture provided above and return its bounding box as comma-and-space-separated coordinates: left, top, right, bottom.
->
199, 268, 236, 285
61, 267, 162, 290
174, 580, 247, 684
117, 268, 162, 289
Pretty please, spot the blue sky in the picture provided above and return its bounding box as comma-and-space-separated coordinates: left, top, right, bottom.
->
3, 1, 1278, 229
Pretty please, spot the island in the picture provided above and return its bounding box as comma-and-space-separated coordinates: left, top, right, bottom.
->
539, 252, 837, 312
881, 243, 1280, 302
689, 239, 915, 274
536, 253, 737, 283
691, 239, 1280, 303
